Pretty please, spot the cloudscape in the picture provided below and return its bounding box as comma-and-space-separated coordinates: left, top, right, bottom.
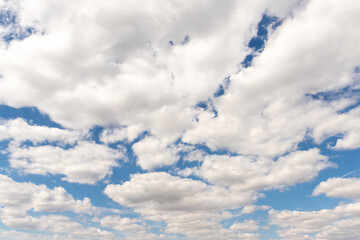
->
0, 0, 360, 239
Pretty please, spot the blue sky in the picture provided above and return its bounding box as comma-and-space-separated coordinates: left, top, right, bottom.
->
0, 0, 360, 239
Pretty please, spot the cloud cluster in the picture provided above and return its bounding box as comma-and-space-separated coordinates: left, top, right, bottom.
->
8, 141, 122, 184
0, 174, 95, 213
179, 148, 332, 189
0, 0, 359, 239
104, 172, 261, 239
313, 177, 360, 200
0, 118, 85, 145
270, 202, 360, 239
270, 177, 360, 239
0, 174, 117, 239
0, 118, 124, 184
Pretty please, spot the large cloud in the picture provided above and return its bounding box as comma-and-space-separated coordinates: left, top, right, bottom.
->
269, 202, 360, 239
7, 141, 123, 184
0, 118, 85, 145
104, 172, 261, 239
0, 0, 359, 239
179, 148, 332, 189
183, 0, 360, 156
313, 177, 360, 200
0, 0, 300, 135
0, 174, 95, 213
0, 174, 117, 239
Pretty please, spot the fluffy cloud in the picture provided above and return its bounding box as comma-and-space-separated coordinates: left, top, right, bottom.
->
183, 0, 360, 157
313, 177, 360, 200
8, 141, 123, 184
180, 149, 333, 190
0, 118, 85, 145
269, 202, 360, 239
230, 220, 259, 232
105, 172, 254, 212
0, 174, 95, 213
132, 136, 179, 170
0, 174, 119, 239
0, 0, 301, 137
104, 172, 259, 239
98, 215, 146, 233
0, 212, 115, 239
100, 125, 144, 144
315, 218, 360, 240
0, 0, 360, 239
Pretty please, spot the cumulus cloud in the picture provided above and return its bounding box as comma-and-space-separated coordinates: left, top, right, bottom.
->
98, 215, 146, 233
0, 174, 95, 213
104, 172, 260, 239
313, 177, 360, 200
7, 141, 123, 184
183, 0, 360, 157
0, 0, 359, 239
100, 125, 144, 144
0, 118, 85, 145
0, 212, 115, 239
269, 202, 360, 239
180, 149, 333, 190
132, 136, 179, 170
0, 174, 117, 239
0, 0, 301, 136
230, 219, 259, 232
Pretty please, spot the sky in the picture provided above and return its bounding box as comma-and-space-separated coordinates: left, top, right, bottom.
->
0, 0, 359, 239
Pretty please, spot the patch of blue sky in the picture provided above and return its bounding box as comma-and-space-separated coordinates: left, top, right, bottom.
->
214, 76, 231, 98
0, 140, 10, 168
110, 152, 146, 184
0, 105, 62, 128
257, 181, 343, 212
2, 27, 34, 42
181, 35, 190, 45
306, 67, 360, 113
195, 98, 218, 118
0, 10, 36, 43
0, 10, 16, 27
241, 14, 282, 68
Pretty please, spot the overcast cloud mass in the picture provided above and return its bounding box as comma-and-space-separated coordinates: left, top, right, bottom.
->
0, 0, 359, 239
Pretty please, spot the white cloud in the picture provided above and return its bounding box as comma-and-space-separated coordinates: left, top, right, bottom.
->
183, 149, 206, 162
104, 172, 259, 239
269, 202, 360, 239
182, 149, 333, 190
132, 136, 179, 170
0, 212, 115, 239
230, 219, 259, 232
183, 0, 360, 157
240, 205, 270, 215
99, 215, 146, 233
313, 177, 360, 200
0, 174, 121, 239
100, 125, 144, 144
0, 0, 359, 239
0, 118, 85, 145
8, 141, 123, 184
315, 217, 360, 240
0, 174, 95, 214
0, 0, 301, 140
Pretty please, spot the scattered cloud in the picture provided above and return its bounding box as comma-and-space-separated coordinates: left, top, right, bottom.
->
0, 0, 359, 239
